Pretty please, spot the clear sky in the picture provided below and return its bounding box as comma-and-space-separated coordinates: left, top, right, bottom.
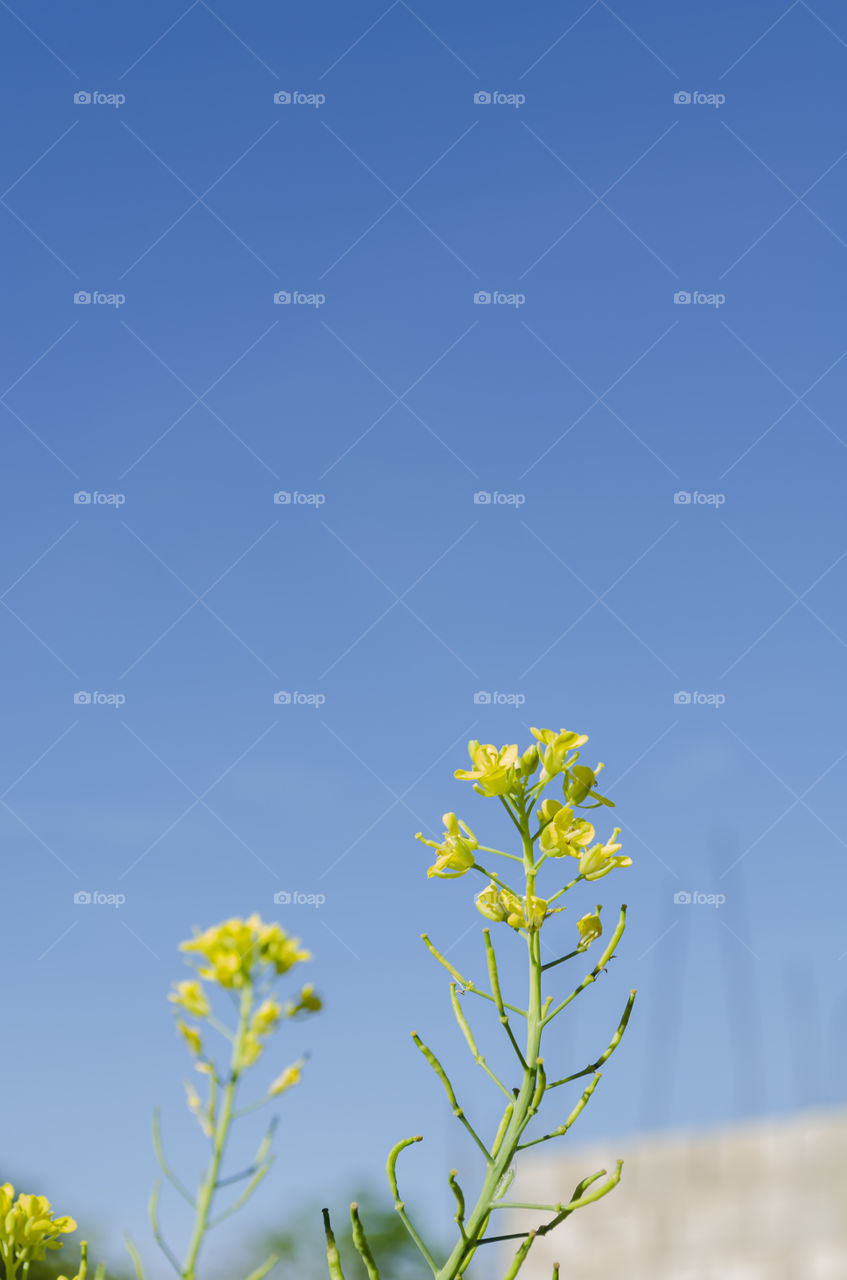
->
2, 0, 846, 1274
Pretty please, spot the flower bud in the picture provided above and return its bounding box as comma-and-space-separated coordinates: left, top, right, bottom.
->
576, 908, 603, 949
176, 1020, 203, 1056
269, 1063, 302, 1095
475, 883, 507, 922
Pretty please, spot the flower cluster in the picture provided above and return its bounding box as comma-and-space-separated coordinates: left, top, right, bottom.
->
179, 913, 311, 989
419, 726, 632, 947
475, 883, 560, 932
169, 915, 321, 1092
0, 1184, 76, 1276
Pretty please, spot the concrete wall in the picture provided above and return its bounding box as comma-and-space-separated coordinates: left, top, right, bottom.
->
499, 1107, 847, 1279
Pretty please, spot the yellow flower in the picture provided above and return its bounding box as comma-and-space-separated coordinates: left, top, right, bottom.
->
285, 983, 322, 1016
238, 1032, 263, 1069
537, 801, 595, 859
578, 828, 632, 881
475, 882, 508, 922
184, 1081, 212, 1136
0, 1184, 77, 1268
454, 742, 520, 796
269, 1062, 302, 1095
168, 979, 210, 1017
475, 883, 557, 932
416, 813, 478, 878
258, 919, 312, 975
176, 1020, 203, 1056
251, 998, 282, 1036
577, 908, 603, 949
180, 915, 310, 988
531, 727, 588, 781
564, 762, 613, 808
519, 893, 552, 932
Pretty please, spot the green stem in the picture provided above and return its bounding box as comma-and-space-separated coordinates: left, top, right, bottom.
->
448, 1171, 467, 1241
149, 1182, 181, 1275
548, 989, 636, 1087
546, 873, 584, 905
471, 863, 519, 897
153, 1108, 195, 1207
386, 1136, 438, 1276
181, 984, 253, 1279
542, 905, 627, 1025
483, 929, 527, 1069
449, 983, 512, 1099
412, 1032, 493, 1163
517, 1073, 601, 1150
124, 1234, 146, 1280
421, 934, 527, 1016
436, 803, 545, 1280
477, 845, 524, 862
322, 1208, 346, 1280
539, 948, 580, 973
350, 1202, 381, 1279
242, 1255, 280, 1280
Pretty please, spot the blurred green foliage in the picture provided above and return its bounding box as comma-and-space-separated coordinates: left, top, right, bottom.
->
249, 1185, 441, 1280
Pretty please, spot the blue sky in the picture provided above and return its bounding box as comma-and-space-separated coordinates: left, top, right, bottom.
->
2, 0, 847, 1273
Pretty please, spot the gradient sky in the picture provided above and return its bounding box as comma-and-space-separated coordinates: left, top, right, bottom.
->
2, 1, 847, 1275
